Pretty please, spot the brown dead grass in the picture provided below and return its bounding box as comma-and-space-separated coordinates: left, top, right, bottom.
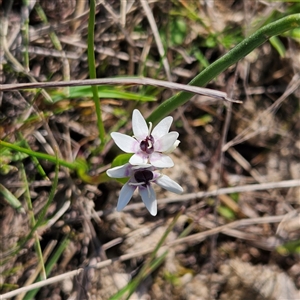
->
0, 1, 300, 300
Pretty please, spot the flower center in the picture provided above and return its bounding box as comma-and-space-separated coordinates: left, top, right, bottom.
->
140, 135, 154, 154
134, 170, 154, 187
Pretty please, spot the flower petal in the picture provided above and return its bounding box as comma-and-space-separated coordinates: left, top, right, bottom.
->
131, 163, 153, 170
164, 140, 180, 154
129, 152, 148, 165
132, 109, 149, 141
151, 116, 173, 139
155, 175, 183, 194
155, 132, 179, 152
111, 132, 139, 153
106, 163, 131, 178
149, 152, 174, 168
116, 183, 135, 211
139, 186, 157, 216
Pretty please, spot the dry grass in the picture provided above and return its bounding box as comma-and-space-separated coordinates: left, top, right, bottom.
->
0, 1, 300, 299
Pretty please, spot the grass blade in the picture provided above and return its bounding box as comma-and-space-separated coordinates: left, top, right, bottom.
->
0, 183, 24, 213
148, 13, 300, 124
109, 209, 184, 299
88, 0, 105, 149
23, 234, 70, 300
20, 163, 46, 280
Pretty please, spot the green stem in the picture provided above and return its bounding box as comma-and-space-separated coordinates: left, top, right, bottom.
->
88, 0, 105, 149
0, 140, 109, 184
20, 163, 47, 280
18, 132, 49, 180
24, 234, 70, 300
21, 0, 30, 71
110, 209, 183, 300
1, 158, 60, 262
147, 13, 300, 124
0, 140, 77, 170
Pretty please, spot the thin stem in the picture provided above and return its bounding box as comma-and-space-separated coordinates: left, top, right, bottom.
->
34, 3, 70, 84
147, 13, 300, 124
20, 163, 46, 280
88, 0, 105, 149
21, 0, 30, 71
0, 140, 109, 185
0, 140, 77, 170
18, 132, 49, 180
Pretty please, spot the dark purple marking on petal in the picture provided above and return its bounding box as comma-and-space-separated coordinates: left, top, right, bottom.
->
134, 170, 154, 187
140, 135, 155, 154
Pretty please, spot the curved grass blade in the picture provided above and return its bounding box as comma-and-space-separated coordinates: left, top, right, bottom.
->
51, 86, 156, 102
109, 209, 184, 299
88, 0, 105, 149
0, 183, 24, 213
148, 13, 300, 124
0, 153, 60, 261
20, 162, 46, 280
23, 234, 70, 300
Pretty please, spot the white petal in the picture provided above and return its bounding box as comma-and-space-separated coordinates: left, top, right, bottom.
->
129, 153, 148, 165
139, 186, 157, 216
155, 132, 179, 152
132, 163, 153, 170
164, 140, 180, 154
155, 175, 183, 194
106, 163, 131, 178
149, 152, 174, 168
151, 116, 173, 139
132, 109, 149, 141
111, 132, 139, 153
117, 183, 135, 211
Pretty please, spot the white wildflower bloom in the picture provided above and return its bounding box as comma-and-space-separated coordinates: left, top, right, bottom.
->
111, 109, 179, 168
106, 163, 183, 216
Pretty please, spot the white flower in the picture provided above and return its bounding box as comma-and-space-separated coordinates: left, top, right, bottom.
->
106, 163, 183, 216
111, 109, 179, 168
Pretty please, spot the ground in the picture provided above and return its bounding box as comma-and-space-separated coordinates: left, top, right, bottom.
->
0, 1, 300, 300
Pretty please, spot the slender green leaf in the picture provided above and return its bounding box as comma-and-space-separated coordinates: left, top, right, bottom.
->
218, 205, 236, 221
0, 183, 24, 213
148, 14, 300, 124
18, 133, 48, 180
0, 140, 78, 170
88, 0, 105, 149
24, 234, 70, 300
277, 240, 300, 255
109, 210, 183, 299
51, 86, 156, 102
20, 162, 46, 280
269, 36, 286, 57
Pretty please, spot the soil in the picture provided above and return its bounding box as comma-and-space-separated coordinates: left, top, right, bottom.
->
0, 1, 299, 300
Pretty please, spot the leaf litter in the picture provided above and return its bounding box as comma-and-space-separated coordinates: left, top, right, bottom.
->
0, 1, 299, 299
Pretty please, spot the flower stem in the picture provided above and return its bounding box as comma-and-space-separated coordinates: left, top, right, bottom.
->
0, 140, 77, 170
0, 140, 109, 184
88, 0, 105, 150
147, 13, 300, 124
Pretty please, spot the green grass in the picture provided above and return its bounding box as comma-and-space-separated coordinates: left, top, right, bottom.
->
1, 3, 300, 298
